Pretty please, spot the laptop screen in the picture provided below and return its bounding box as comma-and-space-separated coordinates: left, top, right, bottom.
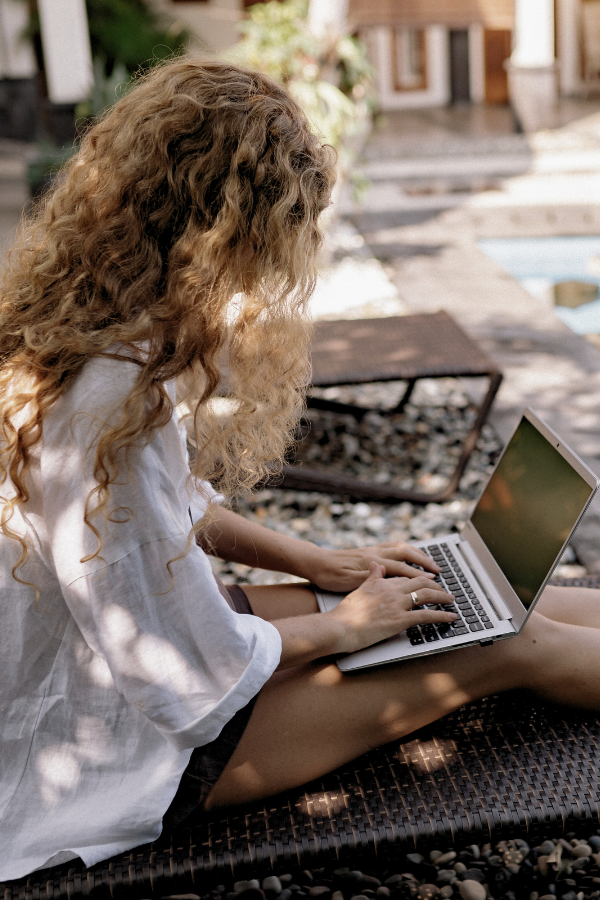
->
470, 416, 593, 608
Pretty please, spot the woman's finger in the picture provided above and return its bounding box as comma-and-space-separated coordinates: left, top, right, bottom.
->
410, 607, 457, 625
407, 587, 455, 607
378, 560, 436, 579
377, 544, 439, 572
389, 574, 449, 596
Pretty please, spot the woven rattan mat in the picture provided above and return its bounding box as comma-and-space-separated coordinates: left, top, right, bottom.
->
4, 575, 600, 899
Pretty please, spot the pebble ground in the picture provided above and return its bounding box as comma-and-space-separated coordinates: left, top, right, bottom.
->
158, 835, 600, 900
209, 380, 584, 585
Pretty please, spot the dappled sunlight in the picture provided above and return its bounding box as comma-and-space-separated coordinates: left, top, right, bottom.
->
396, 737, 459, 775
36, 745, 81, 807
36, 715, 117, 808
101, 604, 206, 699
296, 789, 348, 819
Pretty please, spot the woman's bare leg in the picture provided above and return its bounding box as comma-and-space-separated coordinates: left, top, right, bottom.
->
243, 583, 318, 620
537, 585, 600, 628
205, 608, 600, 810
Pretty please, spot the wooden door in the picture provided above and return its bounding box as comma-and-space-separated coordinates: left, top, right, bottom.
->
484, 29, 512, 104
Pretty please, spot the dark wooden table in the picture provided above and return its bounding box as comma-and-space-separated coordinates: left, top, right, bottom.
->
278, 311, 503, 503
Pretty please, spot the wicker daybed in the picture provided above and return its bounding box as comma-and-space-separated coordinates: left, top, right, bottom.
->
3, 574, 600, 899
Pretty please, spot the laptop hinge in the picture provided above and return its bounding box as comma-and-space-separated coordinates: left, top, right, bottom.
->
455, 541, 513, 621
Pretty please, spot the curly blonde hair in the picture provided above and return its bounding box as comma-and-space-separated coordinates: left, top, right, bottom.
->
0, 58, 336, 588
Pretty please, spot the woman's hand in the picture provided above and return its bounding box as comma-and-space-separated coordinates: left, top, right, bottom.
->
306, 541, 439, 593
326, 563, 456, 655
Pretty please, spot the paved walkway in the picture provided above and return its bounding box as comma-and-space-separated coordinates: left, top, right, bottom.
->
334, 102, 600, 569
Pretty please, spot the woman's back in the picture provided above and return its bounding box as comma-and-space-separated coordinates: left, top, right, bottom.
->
0, 353, 280, 878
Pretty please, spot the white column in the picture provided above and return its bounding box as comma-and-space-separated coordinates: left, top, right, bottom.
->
556, 0, 581, 95
508, 0, 557, 130
512, 0, 555, 66
308, 0, 349, 40
0, 0, 36, 79
38, 0, 93, 103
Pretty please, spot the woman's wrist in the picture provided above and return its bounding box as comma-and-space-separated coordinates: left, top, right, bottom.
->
285, 540, 329, 584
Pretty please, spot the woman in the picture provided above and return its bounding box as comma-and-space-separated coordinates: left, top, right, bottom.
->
0, 59, 598, 880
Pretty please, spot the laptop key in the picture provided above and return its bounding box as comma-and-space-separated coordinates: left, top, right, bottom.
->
469, 622, 484, 632
484, 622, 494, 629
454, 626, 469, 634
425, 632, 440, 642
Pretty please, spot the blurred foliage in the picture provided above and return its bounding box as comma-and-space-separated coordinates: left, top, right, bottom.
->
84, 0, 189, 77
75, 56, 132, 120
22, 0, 190, 92
226, 0, 375, 152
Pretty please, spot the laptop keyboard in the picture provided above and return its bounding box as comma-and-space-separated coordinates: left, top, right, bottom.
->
406, 542, 495, 647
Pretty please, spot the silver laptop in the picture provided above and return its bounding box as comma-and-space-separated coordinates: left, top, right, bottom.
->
316, 408, 600, 671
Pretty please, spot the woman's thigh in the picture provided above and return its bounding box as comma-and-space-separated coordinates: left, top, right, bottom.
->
244, 583, 319, 620
204, 611, 569, 810
537, 584, 600, 628
206, 587, 600, 811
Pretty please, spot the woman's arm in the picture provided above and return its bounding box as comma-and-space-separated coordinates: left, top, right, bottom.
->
199, 505, 439, 592
273, 564, 456, 669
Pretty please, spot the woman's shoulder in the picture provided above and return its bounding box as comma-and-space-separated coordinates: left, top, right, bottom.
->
46, 347, 170, 447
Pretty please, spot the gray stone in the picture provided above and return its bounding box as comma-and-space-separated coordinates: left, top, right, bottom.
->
280, 878, 293, 885
570, 858, 588, 870
416, 885, 438, 900
436, 871, 457, 886
384, 877, 403, 888
361, 877, 381, 888
462, 871, 485, 885
279, 892, 293, 900
309, 889, 331, 898
430, 852, 444, 863
538, 841, 555, 856
439, 889, 454, 899
407, 855, 425, 866
559, 839, 575, 855
436, 853, 457, 867
536, 856, 550, 878
350, 895, 369, 900
453, 864, 467, 875
538, 895, 556, 900
332, 893, 344, 900
376, 889, 390, 898
458, 882, 486, 900
235, 884, 261, 895
468, 847, 480, 861
572, 844, 592, 858
506, 864, 521, 875
263, 879, 283, 895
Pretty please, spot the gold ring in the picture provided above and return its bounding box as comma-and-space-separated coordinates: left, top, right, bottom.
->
410, 591, 419, 608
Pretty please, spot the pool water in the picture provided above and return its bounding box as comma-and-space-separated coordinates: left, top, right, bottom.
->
478, 236, 600, 334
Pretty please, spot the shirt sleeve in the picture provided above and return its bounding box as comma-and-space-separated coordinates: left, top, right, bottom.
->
40, 358, 282, 750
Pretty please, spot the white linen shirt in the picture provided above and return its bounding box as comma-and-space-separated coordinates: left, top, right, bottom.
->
0, 354, 282, 880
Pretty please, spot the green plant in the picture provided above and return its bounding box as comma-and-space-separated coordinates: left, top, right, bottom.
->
226, 0, 375, 152
84, 0, 190, 77
75, 56, 132, 121
25, 140, 77, 198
